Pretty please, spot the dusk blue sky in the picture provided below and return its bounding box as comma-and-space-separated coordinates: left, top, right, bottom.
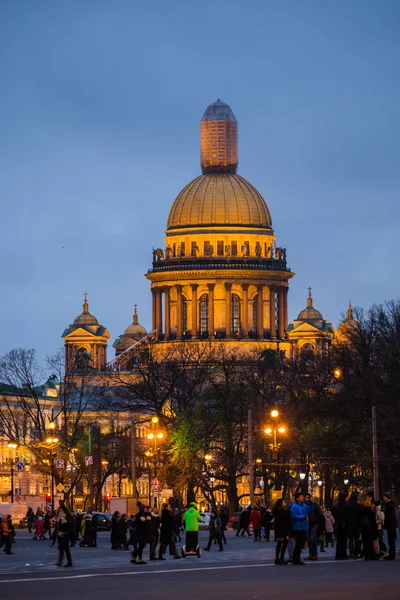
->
1, 1, 399, 366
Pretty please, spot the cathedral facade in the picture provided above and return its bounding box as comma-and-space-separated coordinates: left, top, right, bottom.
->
62, 100, 336, 367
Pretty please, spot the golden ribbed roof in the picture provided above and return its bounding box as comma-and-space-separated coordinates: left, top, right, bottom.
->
167, 174, 272, 229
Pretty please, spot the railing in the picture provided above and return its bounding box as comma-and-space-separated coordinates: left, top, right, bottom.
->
149, 256, 290, 273
106, 330, 157, 371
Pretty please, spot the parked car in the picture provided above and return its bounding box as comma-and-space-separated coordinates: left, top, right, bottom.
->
199, 512, 211, 530
92, 512, 112, 531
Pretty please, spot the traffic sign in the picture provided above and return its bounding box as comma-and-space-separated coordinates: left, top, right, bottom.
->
56, 459, 64, 468
17, 461, 24, 471
64, 484, 71, 493
85, 456, 93, 466
56, 483, 64, 493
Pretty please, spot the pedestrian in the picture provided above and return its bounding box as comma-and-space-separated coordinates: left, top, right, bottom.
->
159, 503, 180, 560
203, 509, 223, 552
26, 507, 34, 534
149, 507, 160, 560
236, 506, 252, 537
332, 491, 348, 560
111, 510, 121, 550
220, 508, 228, 544
131, 503, 152, 564
91, 512, 98, 547
1, 515, 15, 554
34, 516, 45, 540
323, 508, 335, 548
250, 506, 262, 542
75, 513, 82, 541
183, 502, 203, 554
118, 513, 129, 550
55, 506, 73, 567
43, 513, 51, 539
273, 498, 291, 565
173, 508, 182, 542
346, 491, 362, 558
382, 492, 397, 560
262, 507, 273, 542
374, 501, 387, 556
361, 500, 378, 560
290, 492, 309, 565
127, 514, 137, 550
80, 513, 93, 547
69, 513, 77, 547
304, 493, 319, 560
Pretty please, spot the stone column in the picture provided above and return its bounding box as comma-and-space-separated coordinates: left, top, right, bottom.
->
242, 284, 249, 338
225, 283, 232, 337
191, 284, 198, 337
208, 283, 215, 337
151, 289, 156, 331
283, 287, 289, 331
176, 285, 183, 338
257, 285, 264, 338
155, 288, 163, 336
164, 286, 170, 339
278, 287, 285, 339
269, 286, 276, 338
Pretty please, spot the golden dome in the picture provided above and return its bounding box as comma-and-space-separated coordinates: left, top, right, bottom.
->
73, 294, 99, 326
167, 173, 272, 230
123, 305, 147, 338
297, 288, 323, 321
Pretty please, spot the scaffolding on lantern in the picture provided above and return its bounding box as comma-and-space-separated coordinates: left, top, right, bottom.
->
200, 99, 238, 174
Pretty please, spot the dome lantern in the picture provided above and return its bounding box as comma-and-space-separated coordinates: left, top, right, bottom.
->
200, 99, 238, 175
73, 293, 99, 326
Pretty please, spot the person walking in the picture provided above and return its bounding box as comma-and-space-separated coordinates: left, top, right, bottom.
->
290, 492, 309, 565
149, 507, 160, 560
118, 514, 129, 551
304, 494, 319, 560
26, 508, 34, 534
131, 504, 152, 564
43, 513, 51, 539
55, 506, 73, 567
383, 492, 397, 560
273, 499, 291, 565
361, 500, 378, 560
250, 506, 262, 542
263, 508, 273, 542
127, 514, 137, 550
183, 502, 203, 553
204, 510, 224, 552
1, 515, 15, 554
91, 512, 98, 547
111, 510, 121, 550
323, 508, 335, 548
159, 503, 180, 560
332, 492, 348, 560
236, 506, 252, 537
346, 491, 362, 558
80, 513, 93, 547
220, 508, 228, 544
374, 501, 387, 556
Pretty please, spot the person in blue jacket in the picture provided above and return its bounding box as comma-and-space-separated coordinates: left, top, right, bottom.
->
290, 492, 309, 565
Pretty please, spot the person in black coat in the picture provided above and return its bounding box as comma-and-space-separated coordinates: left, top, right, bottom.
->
361, 500, 378, 560
118, 514, 129, 550
111, 511, 121, 550
220, 508, 228, 544
149, 508, 160, 560
131, 504, 152, 564
273, 499, 291, 565
158, 504, 180, 560
332, 492, 348, 560
263, 508, 273, 542
55, 506, 73, 567
383, 492, 397, 560
346, 491, 362, 558
236, 506, 252, 537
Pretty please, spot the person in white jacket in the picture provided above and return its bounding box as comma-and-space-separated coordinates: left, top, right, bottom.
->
323, 509, 335, 548
374, 501, 387, 556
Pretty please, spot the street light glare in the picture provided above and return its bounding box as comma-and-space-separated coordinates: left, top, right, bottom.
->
271, 409, 279, 418
147, 433, 155, 440
7, 442, 17, 449
156, 433, 163, 439
48, 422, 56, 430
151, 416, 159, 425
264, 428, 272, 435
205, 454, 212, 461
46, 438, 53, 444
278, 427, 286, 434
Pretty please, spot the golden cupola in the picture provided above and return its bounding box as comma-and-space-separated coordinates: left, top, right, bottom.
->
146, 99, 293, 347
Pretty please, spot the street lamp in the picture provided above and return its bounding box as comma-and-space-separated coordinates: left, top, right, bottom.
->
7, 442, 17, 503
45, 435, 59, 513
264, 409, 286, 459
147, 417, 165, 506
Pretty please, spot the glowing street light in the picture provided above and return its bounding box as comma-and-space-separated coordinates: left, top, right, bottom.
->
7, 442, 18, 503
264, 409, 287, 458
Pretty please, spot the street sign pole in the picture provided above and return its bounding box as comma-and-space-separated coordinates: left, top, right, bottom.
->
88, 428, 94, 510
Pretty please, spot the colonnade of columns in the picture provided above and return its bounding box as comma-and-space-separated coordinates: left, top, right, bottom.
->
151, 284, 288, 340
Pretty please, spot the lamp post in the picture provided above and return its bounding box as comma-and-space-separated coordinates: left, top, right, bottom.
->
264, 409, 286, 460
7, 442, 17, 503
147, 417, 164, 507
46, 423, 59, 513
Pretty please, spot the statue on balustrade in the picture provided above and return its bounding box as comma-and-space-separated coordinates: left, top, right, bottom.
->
153, 248, 165, 261
165, 246, 172, 259
225, 244, 231, 256
205, 244, 214, 256
241, 243, 249, 257
255, 242, 262, 257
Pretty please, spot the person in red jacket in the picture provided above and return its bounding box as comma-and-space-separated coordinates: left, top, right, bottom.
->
250, 506, 262, 541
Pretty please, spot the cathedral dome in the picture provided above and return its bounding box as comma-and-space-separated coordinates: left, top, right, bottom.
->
167, 173, 272, 230
73, 295, 99, 326
297, 289, 323, 321
123, 305, 147, 338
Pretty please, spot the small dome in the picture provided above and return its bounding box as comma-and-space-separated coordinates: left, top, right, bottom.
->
201, 99, 236, 122
338, 300, 357, 333
123, 305, 147, 338
73, 294, 99, 326
167, 173, 272, 229
297, 289, 323, 321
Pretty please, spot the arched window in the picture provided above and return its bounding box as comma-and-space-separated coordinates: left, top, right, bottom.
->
231, 294, 241, 336
199, 294, 208, 335
182, 297, 188, 333
300, 343, 315, 369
